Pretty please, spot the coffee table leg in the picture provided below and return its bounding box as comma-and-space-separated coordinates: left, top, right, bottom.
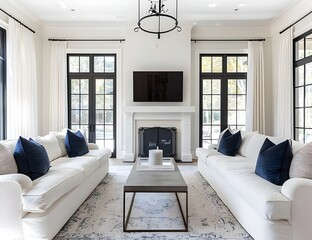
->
175, 192, 188, 231
124, 192, 136, 232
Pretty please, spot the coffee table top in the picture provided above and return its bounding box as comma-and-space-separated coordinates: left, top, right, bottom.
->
124, 158, 187, 192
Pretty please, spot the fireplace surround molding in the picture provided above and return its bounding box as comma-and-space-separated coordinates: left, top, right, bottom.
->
123, 106, 195, 162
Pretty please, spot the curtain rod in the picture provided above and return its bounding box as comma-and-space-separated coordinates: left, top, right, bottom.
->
49, 38, 125, 43
280, 10, 312, 34
0, 8, 35, 34
191, 39, 265, 43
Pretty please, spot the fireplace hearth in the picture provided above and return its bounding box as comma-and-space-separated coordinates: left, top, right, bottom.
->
138, 127, 177, 159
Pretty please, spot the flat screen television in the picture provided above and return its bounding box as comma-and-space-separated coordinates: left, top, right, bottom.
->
133, 71, 183, 102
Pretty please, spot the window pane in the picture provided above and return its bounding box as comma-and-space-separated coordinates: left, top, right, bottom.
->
227, 57, 236, 72
71, 110, 79, 124
305, 129, 312, 143
203, 111, 211, 124
306, 34, 312, 57
238, 57, 248, 72
202, 140, 210, 149
203, 79, 211, 94
81, 110, 88, 124
105, 56, 115, 72
69, 56, 79, 72
306, 85, 312, 107
296, 39, 304, 60
80, 79, 89, 94
228, 80, 236, 94
237, 79, 246, 94
96, 110, 105, 124
96, 95, 104, 109
203, 95, 211, 109
295, 128, 304, 142
94, 56, 104, 73
96, 79, 105, 94
295, 87, 304, 107
96, 125, 104, 139
295, 108, 304, 127
212, 57, 222, 73
212, 79, 220, 94
211, 126, 220, 139
237, 111, 246, 125
202, 57, 212, 73
105, 110, 114, 124
237, 95, 246, 109
105, 125, 114, 139
212, 95, 220, 109
80, 57, 89, 72
81, 95, 88, 109
228, 111, 236, 125
305, 108, 312, 128
71, 79, 79, 94
212, 111, 220, 124
71, 95, 79, 109
105, 95, 114, 109
104, 140, 114, 152
228, 95, 236, 109
202, 126, 211, 139
105, 79, 114, 94
295, 66, 304, 86
306, 62, 312, 85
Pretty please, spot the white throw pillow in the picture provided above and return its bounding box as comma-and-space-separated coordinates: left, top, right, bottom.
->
289, 142, 312, 179
0, 143, 18, 174
32, 135, 63, 161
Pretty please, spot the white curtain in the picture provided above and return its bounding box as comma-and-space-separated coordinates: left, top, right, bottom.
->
277, 28, 293, 138
246, 41, 266, 134
49, 41, 68, 132
7, 18, 38, 138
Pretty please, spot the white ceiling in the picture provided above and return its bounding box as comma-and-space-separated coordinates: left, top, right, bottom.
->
9, 0, 299, 27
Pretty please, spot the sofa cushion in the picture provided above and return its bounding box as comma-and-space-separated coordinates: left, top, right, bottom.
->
14, 137, 50, 180
32, 135, 63, 161
50, 155, 101, 178
211, 155, 291, 220
0, 143, 18, 174
84, 148, 112, 166
65, 130, 89, 157
218, 130, 242, 156
23, 168, 84, 213
289, 142, 312, 179
238, 131, 257, 156
255, 138, 293, 186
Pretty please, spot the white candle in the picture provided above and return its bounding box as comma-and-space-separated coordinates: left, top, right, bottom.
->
149, 147, 163, 165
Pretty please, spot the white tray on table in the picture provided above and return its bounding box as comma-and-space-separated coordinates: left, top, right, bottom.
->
136, 157, 175, 171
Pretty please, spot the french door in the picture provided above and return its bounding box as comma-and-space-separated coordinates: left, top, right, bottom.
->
67, 54, 116, 157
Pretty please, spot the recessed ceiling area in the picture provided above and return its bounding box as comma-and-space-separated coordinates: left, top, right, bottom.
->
9, 0, 300, 27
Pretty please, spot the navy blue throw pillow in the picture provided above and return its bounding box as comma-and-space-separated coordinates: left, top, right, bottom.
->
255, 138, 293, 186
13, 137, 50, 180
65, 130, 89, 157
217, 130, 242, 156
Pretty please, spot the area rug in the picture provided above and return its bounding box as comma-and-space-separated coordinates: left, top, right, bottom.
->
54, 164, 253, 240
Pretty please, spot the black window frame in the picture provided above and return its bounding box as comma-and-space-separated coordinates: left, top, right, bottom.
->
67, 53, 117, 157
293, 28, 312, 143
199, 54, 248, 147
0, 27, 6, 140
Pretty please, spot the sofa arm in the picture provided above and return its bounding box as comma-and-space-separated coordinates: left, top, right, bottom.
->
88, 143, 99, 150
196, 144, 218, 159
281, 178, 312, 240
0, 179, 24, 239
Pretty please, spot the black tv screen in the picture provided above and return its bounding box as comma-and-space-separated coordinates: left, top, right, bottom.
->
133, 71, 183, 102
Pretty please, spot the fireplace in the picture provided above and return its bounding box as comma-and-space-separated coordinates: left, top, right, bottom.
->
138, 127, 177, 159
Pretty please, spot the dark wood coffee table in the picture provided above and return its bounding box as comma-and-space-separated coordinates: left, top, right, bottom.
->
123, 158, 188, 232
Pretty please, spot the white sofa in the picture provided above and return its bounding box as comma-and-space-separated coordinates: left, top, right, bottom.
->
0, 133, 111, 240
196, 131, 312, 240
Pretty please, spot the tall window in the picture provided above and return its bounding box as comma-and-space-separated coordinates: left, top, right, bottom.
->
200, 54, 247, 148
294, 29, 312, 143
0, 27, 6, 140
68, 54, 116, 157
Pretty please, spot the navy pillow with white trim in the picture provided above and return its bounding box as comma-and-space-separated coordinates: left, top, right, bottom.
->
217, 129, 242, 156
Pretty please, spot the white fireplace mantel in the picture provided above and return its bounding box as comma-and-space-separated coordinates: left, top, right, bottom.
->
123, 106, 195, 162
